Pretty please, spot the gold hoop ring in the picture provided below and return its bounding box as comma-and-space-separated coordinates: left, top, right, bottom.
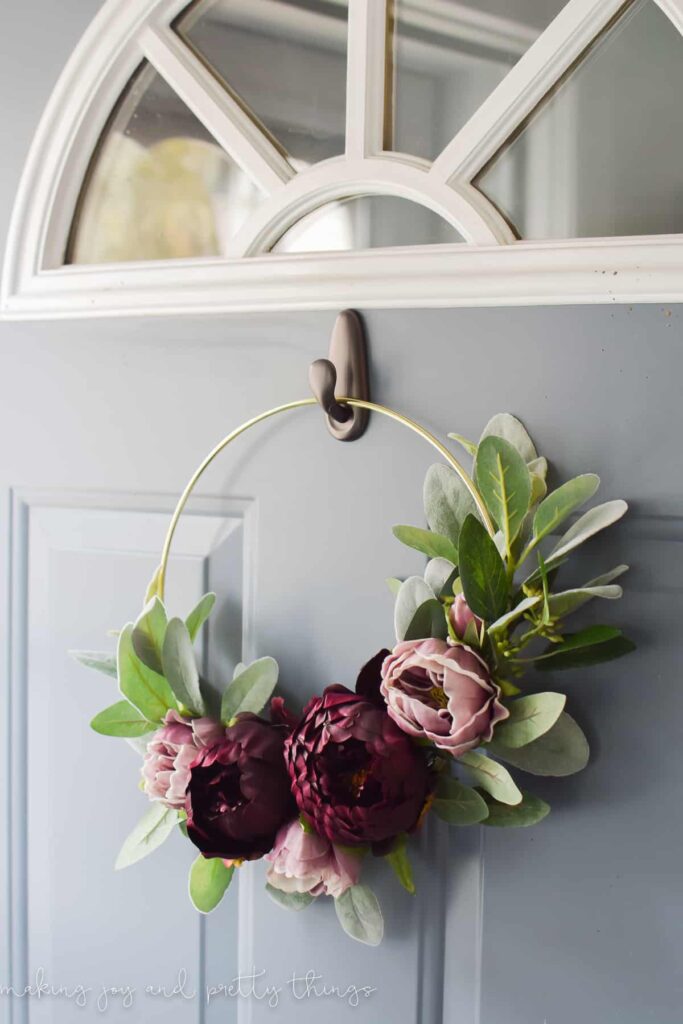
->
156, 398, 493, 601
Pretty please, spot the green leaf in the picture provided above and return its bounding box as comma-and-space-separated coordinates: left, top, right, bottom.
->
144, 565, 163, 602
118, 624, 177, 722
528, 457, 548, 505
393, 525, 459, 564
447, 431, 478, 457
386, 577, 403, 596
132, 597, 168, 674
334, 885, 384, 946
493, 692, 566, 748
385, 835, 416, 894
115, 803, 178, 869
90, 700, 156, 738
534, 625, 635, 670
394, 576, 435, 641
459, 750, 522, 805
266, 884, 315, 911
404, 599, 448, 642
189, 855, 234, 913
475, 436, 531, 549
186, 592, 216, 643
479, 413, 537, 463
69, 650, 117, 678
161, 618, 206, 715
488, 596, 541, 634
548, 499, 628, 563
221, 656, 279, 723
547, 584, 623, 618
423, 464, 478, 546
480, 789, 550, 827
532, 474, 600, 545
458, 515, 508, 622
432, 775, 490, 825
488, 712, 589, 777
424, 557, 457, 597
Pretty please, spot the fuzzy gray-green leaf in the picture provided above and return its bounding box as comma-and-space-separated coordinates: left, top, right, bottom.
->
161, 618, 205, 715
266, 884, 315, 911
423, 464, 478, 546
132, 596, 168, 674
334, 885, 384, 946
118, 623, 177, 722
186, 592, 216, 643
493, 692, 566, 748
221, 656, 279, 722
393, 525, 459, 564
488, 712, 589, 777
115, 803, 178, 870
533, 474, 600, 545
70, 650, 118, 678
481, 789, 550, 827
433, 775, 490, 824
394, 576, 434, 641
459, 750, 522, 805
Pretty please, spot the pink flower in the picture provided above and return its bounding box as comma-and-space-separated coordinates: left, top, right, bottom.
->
449, 594, 483, 641
142, 710, 225, 808
265, 819, 361, 898
380, 638, 509, 757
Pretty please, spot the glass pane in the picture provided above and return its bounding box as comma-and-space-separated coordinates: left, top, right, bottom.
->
271, 195, 463, 252
388, 0, 567, 160
477, 0, 683, 239
176, 0, 348, 165
68, 63, 263, 264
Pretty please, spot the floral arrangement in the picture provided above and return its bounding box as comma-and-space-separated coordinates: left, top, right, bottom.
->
73, 413, 634, 946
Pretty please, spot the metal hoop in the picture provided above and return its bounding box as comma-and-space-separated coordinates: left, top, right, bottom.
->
156, 398, 494, 601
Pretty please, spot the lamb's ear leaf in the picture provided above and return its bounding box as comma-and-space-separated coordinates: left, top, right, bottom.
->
459, 750, 522, 805
161, 618, 206, 715
432, 776, 490, 825
221, 657, 279, 722
480, 789, 551, 827
532, 474, 600, 544
404, 599, 448, 642
393, 525, 459, 564
334, 885, 384, 946
189, 855, 234, 913
132, 597, 168, 674
423, 464, 478, 546
479, 413, 537, 463
69, 650, 117, 678
493, 692, 566, 749
394, 576, 434, 641
487, 712, 589, 777
118, 624, 178, 722
424, 558, 457, 597
186, 593, 216, 643
547, 500, 628, 564
90, 700, 156, 738
266, 885, 315, 912
114, 804, 178, 870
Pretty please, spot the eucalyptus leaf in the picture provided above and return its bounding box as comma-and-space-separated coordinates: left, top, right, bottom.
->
459, 750, 522, 805
221, 656, 279, 722
266, 884, 315, 911
394, 576, 435, 641
493, 692, 566, 748
132, 597, 168, 674
481, 789, 550, 827
447, 431, 478, 457
393, 525, 459, 564
534, 625, 635, 670
385, 835, 416, 894
90, 700, 156, 738
424, 557, 457, 597
488, 712, 589, 777
189, 855, 234, 913
118, 624, 177, 722
186, 592, 216, 643
479, 413, 537, 463
423, 464, 478, 546
488, 596, 541, 635
432, 775, 490, 825
585, 565, 629, 587
334, 885, 384, 946
69, 650, 117, 678
533, 474, 600, 545
458, 515, 508, 623
115, 803, 178, 870
547, 584, 623, 618
161, 618, 206, 715
548, 499, 628, 563
404, 599, 448, 641
475, 436, 531, 549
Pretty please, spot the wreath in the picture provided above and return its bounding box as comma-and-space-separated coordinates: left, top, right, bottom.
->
73, 411, 634, 946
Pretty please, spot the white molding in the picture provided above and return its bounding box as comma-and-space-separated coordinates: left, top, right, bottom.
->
346, 0, 387, 158
4, 236, 683, 319
653, 0, 683, 32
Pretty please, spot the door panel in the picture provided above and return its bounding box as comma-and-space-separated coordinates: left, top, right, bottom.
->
1, 305, 681, 1023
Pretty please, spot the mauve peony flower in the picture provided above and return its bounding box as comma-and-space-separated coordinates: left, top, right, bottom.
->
449, 594, 483, 641
285, 686, 432, 849
380, 638, 508, 757
186, 714, 295, 861
142, 710, 225, 808
265, 819, 361, 898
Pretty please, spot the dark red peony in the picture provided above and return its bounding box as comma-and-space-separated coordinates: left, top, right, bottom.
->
284, 685, 432, 849
186, 714, 295, 861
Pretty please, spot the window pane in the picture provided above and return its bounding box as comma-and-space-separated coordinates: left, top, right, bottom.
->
271, 195, 463, 252
176, 0, 348, 165
477, 0, 683, 239
68, 63, 263, 264
387, 0, 567, 160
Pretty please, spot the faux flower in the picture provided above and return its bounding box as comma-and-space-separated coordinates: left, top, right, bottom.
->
380, 638, 509, 757
186, 714, 295, 861
449, 594, 483, 641
265, 819, 361, 898
284, 685, 432, 849
142, 709, 225, 808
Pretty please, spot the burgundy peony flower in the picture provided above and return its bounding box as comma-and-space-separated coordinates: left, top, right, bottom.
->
380, 638, 508, 757
284, 686, 432, 849
186, 714, 295, 861
265, 819, 361, 898
142, 710, 225, 809
449, 594, 483, 641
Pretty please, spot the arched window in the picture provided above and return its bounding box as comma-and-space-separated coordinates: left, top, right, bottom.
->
3, 0, 683, 316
